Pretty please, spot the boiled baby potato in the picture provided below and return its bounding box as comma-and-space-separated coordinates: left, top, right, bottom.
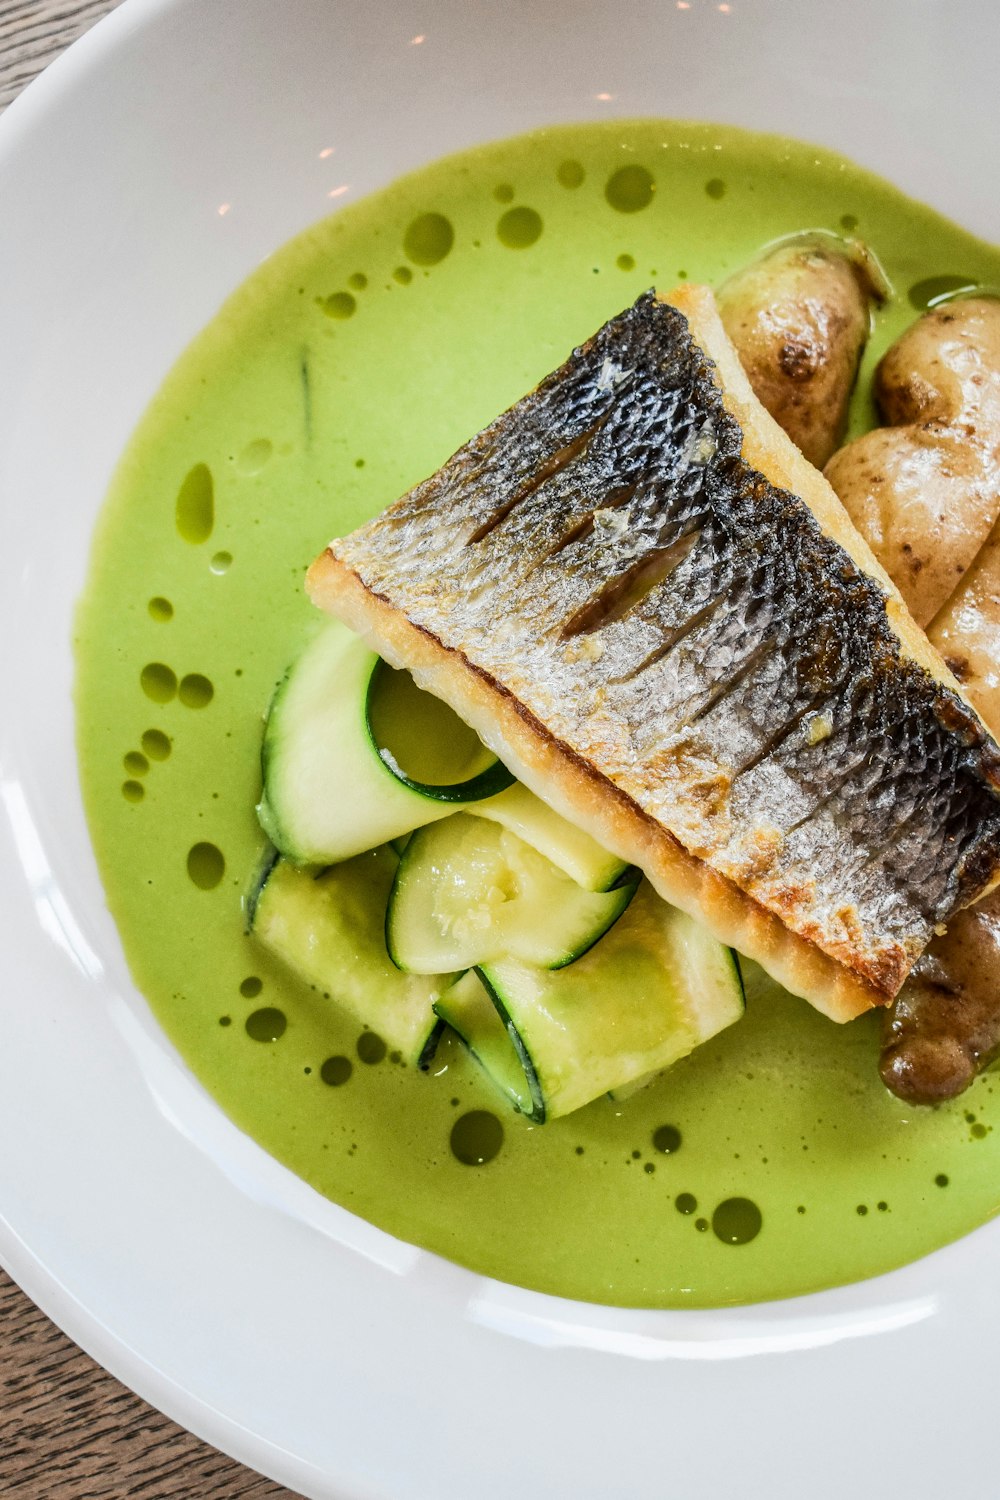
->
825, 297, 1000, 627
717, 232, 886, 468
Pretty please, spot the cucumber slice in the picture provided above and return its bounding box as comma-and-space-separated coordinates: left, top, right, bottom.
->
475, 782, 628, 892
437, 882, 745, 1121
386, 813, 637, 975
249, 845, 452, 1066
257, 621, 512, 864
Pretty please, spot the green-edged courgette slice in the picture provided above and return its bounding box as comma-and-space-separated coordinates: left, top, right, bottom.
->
249, 844, 454, 1066
257, 621, 513, 864
386, 813, 638, 975
436, 881, 745, 1121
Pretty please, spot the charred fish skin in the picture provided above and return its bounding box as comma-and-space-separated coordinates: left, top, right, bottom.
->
310, 289, 1000, 1019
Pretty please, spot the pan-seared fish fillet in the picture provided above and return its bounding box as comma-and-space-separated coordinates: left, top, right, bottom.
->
308, 287, 1000, 1022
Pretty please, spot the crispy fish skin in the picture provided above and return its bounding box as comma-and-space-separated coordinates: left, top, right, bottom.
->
308, 288, 1000, 1022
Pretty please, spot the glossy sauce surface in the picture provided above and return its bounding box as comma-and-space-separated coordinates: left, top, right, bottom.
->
76, 121, 1000, 1307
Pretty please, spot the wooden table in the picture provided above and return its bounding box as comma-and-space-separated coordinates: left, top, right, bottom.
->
0, 6, 300, 1495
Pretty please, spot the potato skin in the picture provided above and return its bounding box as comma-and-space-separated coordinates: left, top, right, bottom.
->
929, 512, 1000, 733
825, 298, 1000, 628
717, 236, 884, 469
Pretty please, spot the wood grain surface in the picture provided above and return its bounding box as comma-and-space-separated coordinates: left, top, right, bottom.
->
0, 5, 302, 1496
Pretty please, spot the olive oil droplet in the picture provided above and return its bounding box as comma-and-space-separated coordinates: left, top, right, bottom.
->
605, 165, 654, 213
179, 673, 214, 709
148, 596, 173, 621
140, 663, 177, 703
245, 1007, 287, 1042
653, 1124, 682, 1154
705, 177, 726, 200
141, 729, 171, 761
403, 212, 454, 266
675, 1193, 697, 1215
321, 1055, 353, 1086
322, 291, 356, 319
497, 206, 543, 249
240, 976, 263, 998
187, 841, 225, 890
175, 463, 214, 543
556, 159, 585, 188
356, 1031, 387, 1065
711, 1197, 762, 1245
450, 1110, 503, 1166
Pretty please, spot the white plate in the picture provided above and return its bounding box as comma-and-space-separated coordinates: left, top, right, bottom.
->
1, 2, 998, 1496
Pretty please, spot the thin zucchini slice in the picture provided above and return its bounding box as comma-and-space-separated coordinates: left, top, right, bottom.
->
437, 882, 745, 1121
474, 782, 628, 892
386, 813, 637, 975
257, 621, 512, 864
249, 845, 452, 1066
366, 659, 514, 803
434, 972, 538, 1117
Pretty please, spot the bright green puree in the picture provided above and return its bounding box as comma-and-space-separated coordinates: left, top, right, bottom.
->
75, 122, 1000, 1307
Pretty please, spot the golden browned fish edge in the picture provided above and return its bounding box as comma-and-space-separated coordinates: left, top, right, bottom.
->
308, 286, 1000, 1023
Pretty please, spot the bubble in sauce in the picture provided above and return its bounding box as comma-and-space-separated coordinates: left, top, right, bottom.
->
450, 1110, 503, 1166
497, 206, 542, 249
711, 1197, 762, 1245
178, 673, 214, 709
148, 596, 173, 622
245, 1007, 287, 1042
122, 780, 145, 803
140, 663, 177, 703
403, 212, 454, 266
187, 841, 225, 889
175, 463, 214, 544
605, 165, 654, 213
210, 551, 232, 574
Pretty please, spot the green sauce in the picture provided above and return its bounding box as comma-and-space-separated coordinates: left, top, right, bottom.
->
75, 120, 1000, 1308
